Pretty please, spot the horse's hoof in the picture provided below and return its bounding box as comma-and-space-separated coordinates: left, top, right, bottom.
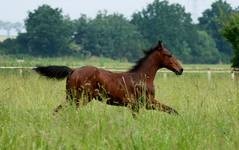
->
169, 109, 179, 115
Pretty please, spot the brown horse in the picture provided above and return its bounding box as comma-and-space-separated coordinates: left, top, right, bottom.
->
34, 41, 183, 115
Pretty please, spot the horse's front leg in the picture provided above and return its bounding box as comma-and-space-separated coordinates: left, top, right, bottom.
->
146, 99, 179, 115
106, 98, 139, 118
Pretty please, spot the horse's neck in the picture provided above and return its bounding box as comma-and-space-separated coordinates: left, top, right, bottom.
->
134, 53, 161, 81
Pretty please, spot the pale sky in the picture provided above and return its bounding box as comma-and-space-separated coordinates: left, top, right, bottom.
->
0, 0, 238, 23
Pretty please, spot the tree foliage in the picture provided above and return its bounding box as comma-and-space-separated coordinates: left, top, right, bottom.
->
198, 0, 233, 62
74, 12, 147, 61
24, 5, 73, 56
1, 1, 238, 64
222, 13, 239, 67
131, 0, 201, 62
193, 31, 220, 63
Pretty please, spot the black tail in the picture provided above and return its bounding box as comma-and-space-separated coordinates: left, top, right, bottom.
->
33, 65, 72, 80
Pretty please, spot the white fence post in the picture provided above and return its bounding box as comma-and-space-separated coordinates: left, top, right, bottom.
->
231, 72, 235, 80
207, 70, 211, 81
19, 69, 23, 76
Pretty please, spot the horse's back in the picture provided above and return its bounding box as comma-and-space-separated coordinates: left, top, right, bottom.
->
72, 66, 99, 76
71, 66, 116, 78
68, 66, 98, 84
67, 66, 116, 88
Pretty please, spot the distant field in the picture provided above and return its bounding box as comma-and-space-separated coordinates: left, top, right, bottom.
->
0, 70, 238, 149
0, 55, 131, 69
0, 35, 16, 42
0, 35, 7, 42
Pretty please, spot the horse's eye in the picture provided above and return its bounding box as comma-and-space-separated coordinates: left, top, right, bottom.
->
162, 53, 172, 58
164, 54, 172, 57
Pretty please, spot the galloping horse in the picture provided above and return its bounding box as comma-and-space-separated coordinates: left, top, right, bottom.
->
34, 41, 183, 115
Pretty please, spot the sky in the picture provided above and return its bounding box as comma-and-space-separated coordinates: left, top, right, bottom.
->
0, 0, 238, 23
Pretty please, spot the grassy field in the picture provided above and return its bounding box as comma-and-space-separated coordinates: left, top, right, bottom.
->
0, 68, 238, 149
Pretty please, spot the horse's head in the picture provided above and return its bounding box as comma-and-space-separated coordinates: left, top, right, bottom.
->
155, 41, 183, 75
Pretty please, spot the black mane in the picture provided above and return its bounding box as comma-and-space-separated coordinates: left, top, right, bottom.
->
129, 46, 158, 72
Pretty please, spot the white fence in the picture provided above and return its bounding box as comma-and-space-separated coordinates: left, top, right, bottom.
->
0, 66, 238, 81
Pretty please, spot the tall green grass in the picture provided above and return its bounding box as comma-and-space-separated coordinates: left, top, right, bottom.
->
0, 70, 238, 149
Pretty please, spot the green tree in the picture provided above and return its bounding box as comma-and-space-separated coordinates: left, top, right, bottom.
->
0, 33, 29, 55
72, 15, 90, 55
198, 0, 233, 62
222, 13, 239, 67
131, 0, 198, 63
193, 31, 220, 63
24, 5, 73, 56
74, 12, 147, 61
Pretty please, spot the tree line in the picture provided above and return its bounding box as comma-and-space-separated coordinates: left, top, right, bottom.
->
0, 0, 238, 65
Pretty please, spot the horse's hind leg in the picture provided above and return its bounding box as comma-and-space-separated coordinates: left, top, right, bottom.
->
54, 103, 64, 113
67, 87, 94, 109
146, 99, 178, 115
53, 87, 94, 114
53, 98, 70, 115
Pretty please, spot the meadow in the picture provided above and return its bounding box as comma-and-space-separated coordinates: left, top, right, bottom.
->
0, 58, 238, 149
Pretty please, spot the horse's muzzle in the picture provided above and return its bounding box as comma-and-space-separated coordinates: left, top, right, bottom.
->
175, 68, 183, 75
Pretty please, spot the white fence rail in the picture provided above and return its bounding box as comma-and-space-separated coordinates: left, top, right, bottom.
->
0, 66, 238, 81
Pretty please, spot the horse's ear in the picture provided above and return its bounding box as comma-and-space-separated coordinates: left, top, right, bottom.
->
158, 40, 164, 49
